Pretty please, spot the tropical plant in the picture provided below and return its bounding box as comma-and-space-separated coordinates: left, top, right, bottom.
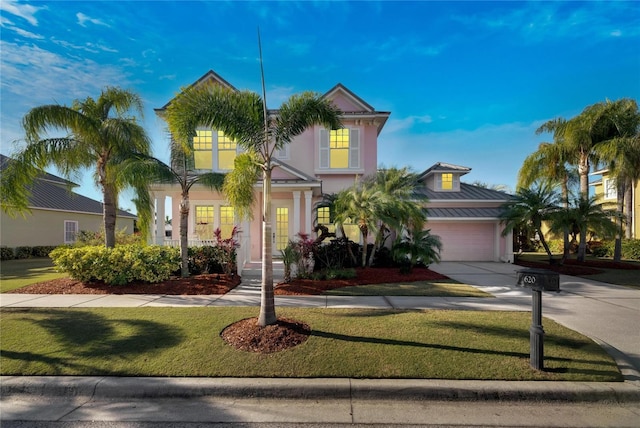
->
333, 182, 386, 268
524, 129, 578, 261
593, 99, 640, 260
119, 139, 225, 277
0, 87, 151, 248
392, 225, 442, 273
500, 184, 561, 262
364, 166, 427, 261
164, 81, 341, 326
548, 195, 619, 262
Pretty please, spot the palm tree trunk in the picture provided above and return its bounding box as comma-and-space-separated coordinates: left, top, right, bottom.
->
360, 227, 368, 268
180, 191, 190, 277
537, 229, 554, 262
103, 185, 118, 248
561, 177, 570, 263
613, 183, 625, 262
624, 180, 633, 239
578, 153, 590, 198
258, 166, 277, 327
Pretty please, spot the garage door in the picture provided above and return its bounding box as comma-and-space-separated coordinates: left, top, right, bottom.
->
427, 222, 495, 261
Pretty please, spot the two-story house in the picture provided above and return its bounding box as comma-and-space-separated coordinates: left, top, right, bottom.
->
590, 168, 639, 239
149, 70, 514, 274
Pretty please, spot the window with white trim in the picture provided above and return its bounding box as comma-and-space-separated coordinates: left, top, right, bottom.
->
193, 129, 237, 171
219, 206, 235, 239
319, 128, 360, 170
275, 144, 289, 160
195, 205, 214, 240
603, 178, 617, 200
64, 221, 78, 244
435, 172, 459, 191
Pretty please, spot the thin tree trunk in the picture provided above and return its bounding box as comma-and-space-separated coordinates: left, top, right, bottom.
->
537, 229, 554, 262
561, 177, 570, 263
613, 183, 625, 262
624, 180, 633, 239
103, 185, 118, 248
258, 166, 276, 327
360, 227, 368, 268
179, 191, 190, 277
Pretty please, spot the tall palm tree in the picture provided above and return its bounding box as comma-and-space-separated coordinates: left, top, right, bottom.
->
165, 83, 341, 327
500, 184, 561, 262
1, 87, 151, 248
594, 99, 640, 259
522, 133, 578, 261
120, 139, 225, 277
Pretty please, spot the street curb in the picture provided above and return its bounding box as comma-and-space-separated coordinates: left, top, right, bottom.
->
2, 376, 640, 403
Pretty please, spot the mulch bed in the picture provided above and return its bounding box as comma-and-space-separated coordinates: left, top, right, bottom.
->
275, 266, 449, 295
9, 274, 242, 295
220, 317, 311, 353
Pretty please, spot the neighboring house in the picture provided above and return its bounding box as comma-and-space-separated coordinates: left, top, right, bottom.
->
0, 154, 137, 249
590, 168, 639, 239
416, 163, 514, 262
149, 70, 513, 273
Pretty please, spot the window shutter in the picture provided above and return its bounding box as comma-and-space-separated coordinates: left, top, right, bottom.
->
435, 173, 442, 190
212, 129, 219, 171
319, 129, 329, 169
349, 128, 360, 169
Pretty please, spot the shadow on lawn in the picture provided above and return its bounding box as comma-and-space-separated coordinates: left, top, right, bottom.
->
310, 328, 622, 379
3, 309, 184, 374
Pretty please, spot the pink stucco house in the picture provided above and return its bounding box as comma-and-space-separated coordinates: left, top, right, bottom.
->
150, 70, 513, 274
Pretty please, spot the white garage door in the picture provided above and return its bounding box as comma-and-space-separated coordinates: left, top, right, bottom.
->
427, 222, 495, 261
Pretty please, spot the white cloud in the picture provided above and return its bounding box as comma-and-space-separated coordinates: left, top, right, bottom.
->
0, 0, 44, 26
0, 40, 132, 145
266, 85, 296, 107
384, 115, 433, 134
76, 12, 109, 28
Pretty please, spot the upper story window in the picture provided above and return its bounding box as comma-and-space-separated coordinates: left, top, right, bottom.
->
604, 178, 617, 200
441, 173, 453, 190
193, 129, 237, 171
319, 128, 360, 170
275, 144, 289, 160
194, 130, 213, 170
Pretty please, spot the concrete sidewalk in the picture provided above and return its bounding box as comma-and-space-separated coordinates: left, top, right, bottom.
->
2, 261, 639, 410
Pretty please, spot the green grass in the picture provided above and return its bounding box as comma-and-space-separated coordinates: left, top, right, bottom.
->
516, 253, 640, 288
0, 307, 621, 381
325, 280, 491, 297
0, 258, 67, 293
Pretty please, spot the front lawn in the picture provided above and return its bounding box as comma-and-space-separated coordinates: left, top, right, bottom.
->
0, 307, 621, 381
325, 279, 490, 297
0, 258, 67, 293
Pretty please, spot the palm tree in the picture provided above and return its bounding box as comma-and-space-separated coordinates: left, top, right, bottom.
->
521, 134, 578, 261
1, 87, 151, 248
120, 139, 225, 277
333, 182, 387, 268
500, 184, 561, 262
549, 196, 619, 262
593, 99, 640, 260
364, 166, 427, 261
165, 83, 341, 327
392, 225, 442, 273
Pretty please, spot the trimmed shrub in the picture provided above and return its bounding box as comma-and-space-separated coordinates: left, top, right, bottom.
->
547, 239, 564, 254
0, 246, 14, 260
50, 245, 180, 285
14, 246, 32, 259
31, 246, 58, 257
621, 239, 640, 260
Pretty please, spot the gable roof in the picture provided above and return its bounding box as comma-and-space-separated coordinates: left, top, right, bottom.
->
0, 155, 136, 218
155, 69, 237, 112
323, 83, 375, 112
418, 162, 472, 180
417, 182, 513, 202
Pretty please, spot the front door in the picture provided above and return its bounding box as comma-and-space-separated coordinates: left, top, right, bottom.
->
272, 200, 293, 256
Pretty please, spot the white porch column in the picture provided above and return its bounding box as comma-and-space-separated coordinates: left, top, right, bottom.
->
304, 190, 313, 234
494, 221, 501, 262
292, 191, 301, 237
155, 194, 165, 245
148, 193, 156, 245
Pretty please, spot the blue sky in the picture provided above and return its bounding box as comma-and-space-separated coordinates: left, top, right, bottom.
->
1, 0, 639, 212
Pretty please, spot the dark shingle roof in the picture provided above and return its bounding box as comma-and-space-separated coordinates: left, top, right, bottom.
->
1, 154, 136, 218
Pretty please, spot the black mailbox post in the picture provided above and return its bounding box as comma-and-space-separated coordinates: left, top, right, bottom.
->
516, 268, 560, 370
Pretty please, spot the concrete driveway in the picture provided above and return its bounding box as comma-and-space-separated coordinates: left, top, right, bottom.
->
429, 261, 640, 381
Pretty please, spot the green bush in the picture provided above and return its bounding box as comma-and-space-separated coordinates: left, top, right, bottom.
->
621, 239, 640, 260
31, 246, 58, 257
75, 229, 143, 247
547, 239, 564, 254
50, 245, 180, 285
14, 246, 32, 259
0, 246, 14, 260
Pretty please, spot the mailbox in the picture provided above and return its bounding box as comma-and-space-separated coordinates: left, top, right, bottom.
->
517, 268, 560, 292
